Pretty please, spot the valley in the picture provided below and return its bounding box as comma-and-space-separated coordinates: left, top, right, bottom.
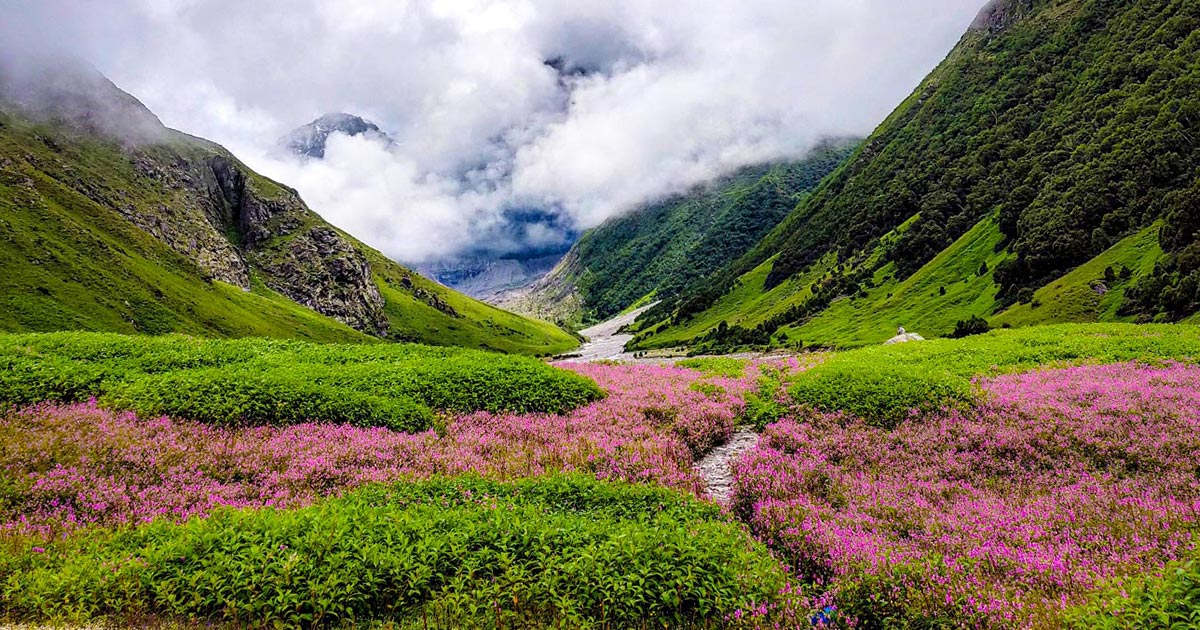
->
2, 0, 1200, 628
565, 302, 658, 362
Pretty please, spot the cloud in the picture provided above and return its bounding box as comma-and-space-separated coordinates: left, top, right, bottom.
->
2, 0, 986, 264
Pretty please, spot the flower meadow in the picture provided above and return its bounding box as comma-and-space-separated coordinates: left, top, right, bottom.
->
2, 327, 1200, 629
734, 361, 1200, 628
0, 359, 805, 540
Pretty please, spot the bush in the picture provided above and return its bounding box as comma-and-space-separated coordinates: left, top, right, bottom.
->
951, 315, 991, 338
789, 362, 975, 429
0, 333, 604, 431
0, 476, 788, 629
102, 368, 433, 432
1066, 545, 1200, 630
742, 362, 791, 430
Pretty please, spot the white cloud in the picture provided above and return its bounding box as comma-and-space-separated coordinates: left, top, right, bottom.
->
3, 0, 986, 263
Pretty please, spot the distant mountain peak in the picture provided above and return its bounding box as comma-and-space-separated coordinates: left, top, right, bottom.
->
281, 112, 393, 159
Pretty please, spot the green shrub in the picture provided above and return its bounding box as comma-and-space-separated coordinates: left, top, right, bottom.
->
744, 362, 790, 430
0, 476, 787, 629
676, 357, 749, 378
1066, 546, 1200, 630
0, 332, 603, 431
0, 354, 108, 407
951, 315, 991, 339
789, 362, 975, 429
102, 368, 433, 432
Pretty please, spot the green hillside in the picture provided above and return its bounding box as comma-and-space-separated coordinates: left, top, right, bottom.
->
499, 142, 855, 326
360, 246, 581, 354
0, 71, 577, 355
631, 0, 1200, 350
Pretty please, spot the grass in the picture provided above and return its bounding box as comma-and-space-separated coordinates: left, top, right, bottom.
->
618, 291, 658, 316
0, 475, 789, 629
0, 332, 602, 431
675, 357, 750, 378
632, 255, 832, 350
362, 247, 580, 356
787, 323, 1200, 426
634, 214, 1177, 354
631, 212, 996, 351
639, 215, 1008, 350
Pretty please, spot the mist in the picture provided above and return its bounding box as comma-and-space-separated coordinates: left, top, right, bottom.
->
2, 0, 986, 264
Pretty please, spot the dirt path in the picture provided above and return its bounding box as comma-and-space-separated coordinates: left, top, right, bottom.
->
693, 427, 759, 505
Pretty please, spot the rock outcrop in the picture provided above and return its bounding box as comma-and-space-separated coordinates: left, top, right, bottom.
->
0, 62, 391, 337
207, 156, 389, 336
970, 0, 1036, 35
884, 332, 926, 345
251, 225, 389, 336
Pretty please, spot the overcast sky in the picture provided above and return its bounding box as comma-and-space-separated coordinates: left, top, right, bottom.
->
6, 0, 986, 263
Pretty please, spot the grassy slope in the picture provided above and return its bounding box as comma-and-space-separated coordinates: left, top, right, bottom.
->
0, 116, 576, 354
993, 224, 1163, 328
640, 256, 828, 349
0, 135, 372, 343
786, 216, 1009, 347
641, 217, 1171, 350
363, 247, 580, 355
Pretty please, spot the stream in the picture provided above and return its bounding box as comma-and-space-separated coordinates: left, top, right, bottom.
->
565, 303, 758, 504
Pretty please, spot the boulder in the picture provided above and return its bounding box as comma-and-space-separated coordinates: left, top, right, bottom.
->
884, 332, 926, 345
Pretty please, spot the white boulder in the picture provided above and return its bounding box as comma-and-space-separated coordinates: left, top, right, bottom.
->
884, 332, 926, 345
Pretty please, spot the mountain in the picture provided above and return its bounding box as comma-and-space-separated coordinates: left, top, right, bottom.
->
416, 252, 564, 300
626, 0, 1200, 351
496, 142, 857, 327
281, 116, 573, 300
281, 112, 393, 159
0, 58, 578, 355
412, 207, 578, 300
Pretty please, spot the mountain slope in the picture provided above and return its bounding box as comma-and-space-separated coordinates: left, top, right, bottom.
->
0, 60, 577, 355
498, 142, 856, 326
630, 0, 1200, 350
